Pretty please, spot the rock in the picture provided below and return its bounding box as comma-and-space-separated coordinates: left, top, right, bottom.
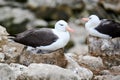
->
56, 0, 84, 11
27, 0, 84, 10
12, 8, 34, 24
68, 45, 88, 56
100, 70, 111, 75
0, 25, 9, 36
78, 55, 105, 74
35, 5, 72, 21
26, 19, 48, 29
0, 7, 35, 34
82, 0, 119, 21
0, 25, 9, 47
99, 65, 120, 75
2, 41, 24, 63
19, 48, 67, 67
9, 63, 28, 79
27, 0, 56, 8
110, 65, 120, 74
99, 0, 120, 13
65, 53, 93, 80
0, 0, 7, 6
83, 0, 99, 10
94, 75, 120, 80
0, 25, 25, 63
17, 63, 81, 80
27, 0, 84, 21
88, 36, 120, 68
0, 52, 5, 62
0, 63, 28, 80
0, 63, 16, 80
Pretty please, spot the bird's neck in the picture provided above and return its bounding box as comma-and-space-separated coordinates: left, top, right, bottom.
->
55, 29, 67, 32
85, 21, 101, 29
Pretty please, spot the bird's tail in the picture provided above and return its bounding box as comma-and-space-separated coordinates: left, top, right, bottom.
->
8, 36, 15, 41
7, 34, 17, 41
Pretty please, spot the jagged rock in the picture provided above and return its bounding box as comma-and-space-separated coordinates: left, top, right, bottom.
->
78, 55, 105, 74
19, 48, 67, 67
88, 36, 120, 68
17, 63, 81, 80
65, 53, 93, 80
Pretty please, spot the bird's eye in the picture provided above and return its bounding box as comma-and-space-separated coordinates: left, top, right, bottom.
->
89, 17, 91, 19
59, 23, 64, 26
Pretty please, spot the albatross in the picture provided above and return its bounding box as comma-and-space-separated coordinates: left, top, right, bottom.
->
12, 20, 74, 53
82, 15, 120, 39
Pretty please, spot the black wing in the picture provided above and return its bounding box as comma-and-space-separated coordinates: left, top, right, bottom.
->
95, 19, 120, 38
13, 28, 58, 47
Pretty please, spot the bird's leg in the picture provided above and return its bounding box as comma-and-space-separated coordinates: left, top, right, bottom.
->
26, 46, 35, 51
36, 49, 53, 54
26, 46, 38, 53
36, 49, 42, 53
36, 47, 53, 54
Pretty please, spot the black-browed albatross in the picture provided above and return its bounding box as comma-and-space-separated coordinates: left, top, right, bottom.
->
11, 20, 74, 53
82, 15, 120, 39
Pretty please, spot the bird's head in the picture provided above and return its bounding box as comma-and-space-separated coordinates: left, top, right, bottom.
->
55, 20, 74, 32
82, 15, 101, 28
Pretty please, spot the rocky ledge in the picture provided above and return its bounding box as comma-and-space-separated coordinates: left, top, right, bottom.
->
0, 25, 120, 80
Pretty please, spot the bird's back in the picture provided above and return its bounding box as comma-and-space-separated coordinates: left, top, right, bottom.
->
13, 28, 58, 47
95, 19, 120, 38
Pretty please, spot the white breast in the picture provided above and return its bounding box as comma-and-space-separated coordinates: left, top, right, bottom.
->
85, 23, 111, 39
36, 29, 70, 51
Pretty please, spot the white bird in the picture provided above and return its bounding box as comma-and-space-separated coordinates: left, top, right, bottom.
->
82, 15, 120, 39
12, 20, 74, 53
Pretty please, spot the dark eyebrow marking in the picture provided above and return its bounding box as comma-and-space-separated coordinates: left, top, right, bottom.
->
59, 23, 64, 26
89, 17, 91, 19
